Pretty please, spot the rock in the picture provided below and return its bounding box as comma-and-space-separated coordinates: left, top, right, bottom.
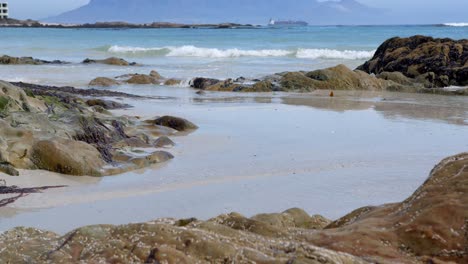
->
30, 138, 105, 176
0, 55, 67, 65
130, 151, 174, 167
149, 70, 163, 79
376, 71, 416, 86
89, 77, 120, 87
309, 152, 468, 263
280, 71, 317, 91
0, 212, 364, 263
154, 136, 175, 148
125, 74, 158, 85
252, 208, 331, 229
164, 78, 182, 86
86, 99, 129, 109
0, 163, 19, 176
358, 35, 468, 87
154, 116, 198, 131
82, 57, 137, 66
244, 80, 274, 92
191, 77, 221, 89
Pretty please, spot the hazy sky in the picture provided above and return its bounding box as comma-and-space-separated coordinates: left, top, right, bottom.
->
7, 0, 468, 23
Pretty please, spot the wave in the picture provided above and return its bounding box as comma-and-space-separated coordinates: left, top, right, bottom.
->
442, 23, 468, 27
105, 45, 375, 60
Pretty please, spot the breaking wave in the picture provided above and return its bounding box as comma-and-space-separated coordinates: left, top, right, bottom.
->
442, 23, 468, 27
105, 45, 375, 60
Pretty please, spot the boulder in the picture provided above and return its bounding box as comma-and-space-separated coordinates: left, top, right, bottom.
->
154, 136, 175, 148
191, 77, 221, 89
358, 35, 468, 87
82, 57, 137, 66
280, 71, 317, 91
125, 74, 158, 85
30, 138, 105, 176
164, 78, 182, 86
154, 116, 198, 131
149, 70, 163, 79
89, 77, 120, 87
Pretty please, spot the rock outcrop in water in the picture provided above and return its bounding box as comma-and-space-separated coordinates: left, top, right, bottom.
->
0, 55, 68, 65
0, 153, 466, 263
358, 35, 468, 88
89, 71, 184, 87
0, 81, 196, 176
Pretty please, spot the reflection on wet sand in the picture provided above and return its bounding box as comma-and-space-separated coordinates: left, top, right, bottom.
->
280, 92, 467, 126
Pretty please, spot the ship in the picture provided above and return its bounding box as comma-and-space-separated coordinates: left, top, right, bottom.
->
268, 19, 308, 27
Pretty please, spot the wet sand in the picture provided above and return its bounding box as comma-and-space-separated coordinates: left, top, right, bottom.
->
0, 87, 467, 233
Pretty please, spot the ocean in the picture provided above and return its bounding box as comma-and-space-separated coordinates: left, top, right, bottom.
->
1, 25, 467, 86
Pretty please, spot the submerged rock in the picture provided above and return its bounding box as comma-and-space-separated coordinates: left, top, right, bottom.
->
82, 57, 138, 66
358, 35, 468, 87
154, 116, 198, 131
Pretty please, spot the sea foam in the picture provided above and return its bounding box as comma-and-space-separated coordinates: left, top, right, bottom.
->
442, 23, 468, 27
107, 45, 375, 60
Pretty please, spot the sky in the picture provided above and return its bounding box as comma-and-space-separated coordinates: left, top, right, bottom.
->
6, 0, 468, 23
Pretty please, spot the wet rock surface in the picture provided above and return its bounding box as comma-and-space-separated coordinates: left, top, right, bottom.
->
358, 35, 468, 87
0, 153, 466, 263
0, 80, 195, 176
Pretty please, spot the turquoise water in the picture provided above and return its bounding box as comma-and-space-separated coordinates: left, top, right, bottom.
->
0, 25, 467, 85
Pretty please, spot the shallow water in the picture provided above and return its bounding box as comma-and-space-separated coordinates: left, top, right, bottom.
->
0, 87, 466, 233
1, 26, 468, 85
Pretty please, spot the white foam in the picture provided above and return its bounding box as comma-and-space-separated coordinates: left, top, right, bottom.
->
296, 48, 375, 60
443, 23, 468, 27
107, 45, 375, 60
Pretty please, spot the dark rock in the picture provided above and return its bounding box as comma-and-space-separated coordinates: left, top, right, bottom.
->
191, 78, 221, 89
358, 35, 468, 87
86, 99, 130, 110
154, 116, 198, 132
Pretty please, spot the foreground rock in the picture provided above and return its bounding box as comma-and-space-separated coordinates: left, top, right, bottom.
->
358, 35, 468, 87
0, 80, 196, 176
0, 153, 466, 263
0, 55, 68, 65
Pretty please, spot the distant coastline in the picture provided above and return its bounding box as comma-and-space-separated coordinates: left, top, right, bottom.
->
1, 18, 468, 29
0, 18, 258, 29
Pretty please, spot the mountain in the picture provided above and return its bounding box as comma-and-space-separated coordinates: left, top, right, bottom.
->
46, 0, 384, 25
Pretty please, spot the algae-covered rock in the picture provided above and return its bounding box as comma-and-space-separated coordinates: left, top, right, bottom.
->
358, 35, 468, 87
